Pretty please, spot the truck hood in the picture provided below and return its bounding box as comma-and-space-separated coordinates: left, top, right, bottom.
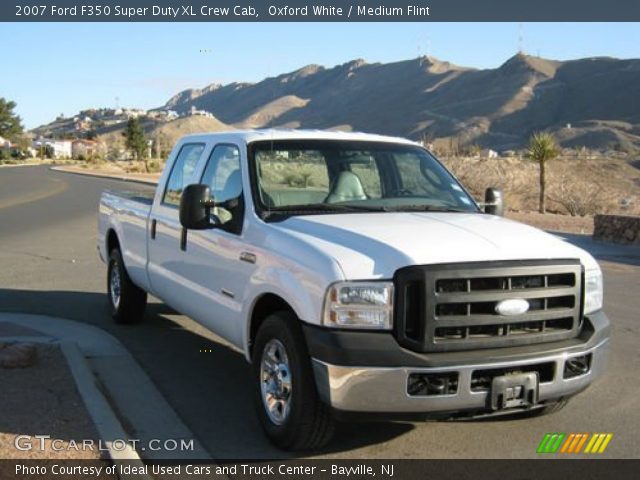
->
272, 212, 599, 279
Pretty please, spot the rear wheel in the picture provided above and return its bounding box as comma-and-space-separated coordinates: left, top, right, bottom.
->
107, 248, 147, 324
252, 312, 334, 450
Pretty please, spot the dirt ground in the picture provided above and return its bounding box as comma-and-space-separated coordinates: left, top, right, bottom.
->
0, 344, 103, 459
52, 164, 161, 184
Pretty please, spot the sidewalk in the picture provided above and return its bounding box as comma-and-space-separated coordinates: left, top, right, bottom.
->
0, 313, 210, 463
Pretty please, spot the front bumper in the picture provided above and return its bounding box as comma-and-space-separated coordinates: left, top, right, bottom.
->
306, 311, 610, 414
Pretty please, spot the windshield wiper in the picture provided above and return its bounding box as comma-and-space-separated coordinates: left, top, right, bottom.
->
260, 203, 477, 221
260, 203, 388, 220
383, 205, 477, 213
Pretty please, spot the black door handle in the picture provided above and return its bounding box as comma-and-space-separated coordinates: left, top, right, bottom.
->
150, 219, 157, 239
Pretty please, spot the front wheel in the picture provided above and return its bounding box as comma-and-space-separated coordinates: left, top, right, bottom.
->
252, 312, 334, 450
107, 248, 147, 324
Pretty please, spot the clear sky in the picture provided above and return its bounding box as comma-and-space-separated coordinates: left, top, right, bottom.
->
2, 22, 638, 128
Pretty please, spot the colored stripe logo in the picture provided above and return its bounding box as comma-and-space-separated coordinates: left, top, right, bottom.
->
537, 433, 613, 454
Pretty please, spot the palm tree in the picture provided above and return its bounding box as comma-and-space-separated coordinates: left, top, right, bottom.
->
526, 132, 559, 214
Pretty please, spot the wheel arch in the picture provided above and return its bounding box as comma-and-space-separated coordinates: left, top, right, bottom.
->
106, 228, 120, 254
246, 293, 300, 360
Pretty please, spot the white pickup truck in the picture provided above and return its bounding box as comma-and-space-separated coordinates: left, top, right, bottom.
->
98, 130, 609, 450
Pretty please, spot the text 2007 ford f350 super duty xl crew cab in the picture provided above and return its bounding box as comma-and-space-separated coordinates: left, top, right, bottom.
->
98, 130, 609, 450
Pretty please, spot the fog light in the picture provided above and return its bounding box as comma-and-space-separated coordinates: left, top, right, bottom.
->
563, 354, 591, 379
407, 372, 458, 396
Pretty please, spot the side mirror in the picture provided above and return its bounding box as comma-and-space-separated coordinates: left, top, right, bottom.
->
484, 187, 504, 216
179, 184, 216, 230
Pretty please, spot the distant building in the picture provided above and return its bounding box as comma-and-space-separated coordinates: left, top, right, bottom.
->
481, 148, 499, 158
148, 110, 179, 121
75, 120, 92, 132
189, 105, 214, 118
123, 108, 146, 118
72, 139, 101, 159
0, 135, 11, 149
33, 138, 73, 159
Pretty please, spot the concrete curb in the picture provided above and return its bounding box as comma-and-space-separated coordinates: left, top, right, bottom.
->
0, 163, 49, 169
0, 313, 212, 466
61, 341, 153, 480
50, 166, 159, 185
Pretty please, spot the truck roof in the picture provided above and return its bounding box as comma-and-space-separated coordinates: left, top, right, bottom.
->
178, 129, 420, 146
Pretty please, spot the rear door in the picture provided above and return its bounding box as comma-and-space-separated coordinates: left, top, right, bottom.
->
147, 141, 207, 308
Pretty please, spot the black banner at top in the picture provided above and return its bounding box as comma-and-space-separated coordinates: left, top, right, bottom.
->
3, 0, 640, 22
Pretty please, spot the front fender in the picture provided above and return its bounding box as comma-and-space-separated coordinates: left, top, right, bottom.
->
240, 265, 340, 361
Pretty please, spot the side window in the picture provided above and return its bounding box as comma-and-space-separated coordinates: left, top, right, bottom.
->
162, 143, 205, 206
200, 144, 242, 203
200, 144, 243, 229
394, 153, 454, 202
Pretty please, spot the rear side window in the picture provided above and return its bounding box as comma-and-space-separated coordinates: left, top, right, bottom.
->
162, 143, 205, 206
200, 144, 242, 203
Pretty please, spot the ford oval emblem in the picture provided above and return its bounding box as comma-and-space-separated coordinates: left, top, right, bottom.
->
495, 298, 529, 316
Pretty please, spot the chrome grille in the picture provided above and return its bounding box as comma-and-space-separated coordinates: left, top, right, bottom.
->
394, 260, 583, 352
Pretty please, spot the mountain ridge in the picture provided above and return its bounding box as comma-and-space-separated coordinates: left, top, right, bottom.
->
155, 53, 640, 151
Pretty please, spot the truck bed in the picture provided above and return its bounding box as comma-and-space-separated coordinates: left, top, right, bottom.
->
98, 187, 156, 293
103, 188, 155, 205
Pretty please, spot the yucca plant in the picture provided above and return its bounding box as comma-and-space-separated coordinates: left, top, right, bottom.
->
527, 131, 559, 214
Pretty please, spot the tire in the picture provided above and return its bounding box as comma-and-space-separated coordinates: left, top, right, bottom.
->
537, 398, 570, 415
252, 312, 335, 451
107, 248, 147, 324
524, 398, 570, 418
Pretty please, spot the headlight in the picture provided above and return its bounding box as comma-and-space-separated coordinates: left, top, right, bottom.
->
323, 282, 393, 329
584, 268, 603, 314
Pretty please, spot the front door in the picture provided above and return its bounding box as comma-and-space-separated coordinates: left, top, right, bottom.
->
180, 143, 254, 347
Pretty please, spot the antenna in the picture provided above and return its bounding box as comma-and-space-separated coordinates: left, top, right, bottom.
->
518, 23, 524, 54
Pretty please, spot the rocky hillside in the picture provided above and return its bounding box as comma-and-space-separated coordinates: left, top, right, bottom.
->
157, 54, 640, 151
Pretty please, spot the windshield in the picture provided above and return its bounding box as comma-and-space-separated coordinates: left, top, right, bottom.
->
249, 140, 479, 217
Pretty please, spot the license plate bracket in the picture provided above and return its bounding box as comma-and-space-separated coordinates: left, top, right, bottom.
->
490, 372, 539, 410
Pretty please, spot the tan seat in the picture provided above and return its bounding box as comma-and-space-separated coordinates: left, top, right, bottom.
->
325, 171, 367, 203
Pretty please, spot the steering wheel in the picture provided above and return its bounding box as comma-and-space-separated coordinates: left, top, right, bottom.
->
392, 188, 414, 197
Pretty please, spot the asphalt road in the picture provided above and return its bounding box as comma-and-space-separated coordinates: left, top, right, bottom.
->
0, 165, 638, 459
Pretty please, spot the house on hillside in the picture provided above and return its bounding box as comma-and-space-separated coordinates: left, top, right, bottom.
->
481, 148, 499, 158
189, 105, 214, 118
123, 108, 146, 118
0, 136, 11, 149
75, 119, 93, 132
148, 110, 179, 121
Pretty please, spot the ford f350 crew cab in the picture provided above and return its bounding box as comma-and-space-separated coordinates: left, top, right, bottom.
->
98, 130, 609, 450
